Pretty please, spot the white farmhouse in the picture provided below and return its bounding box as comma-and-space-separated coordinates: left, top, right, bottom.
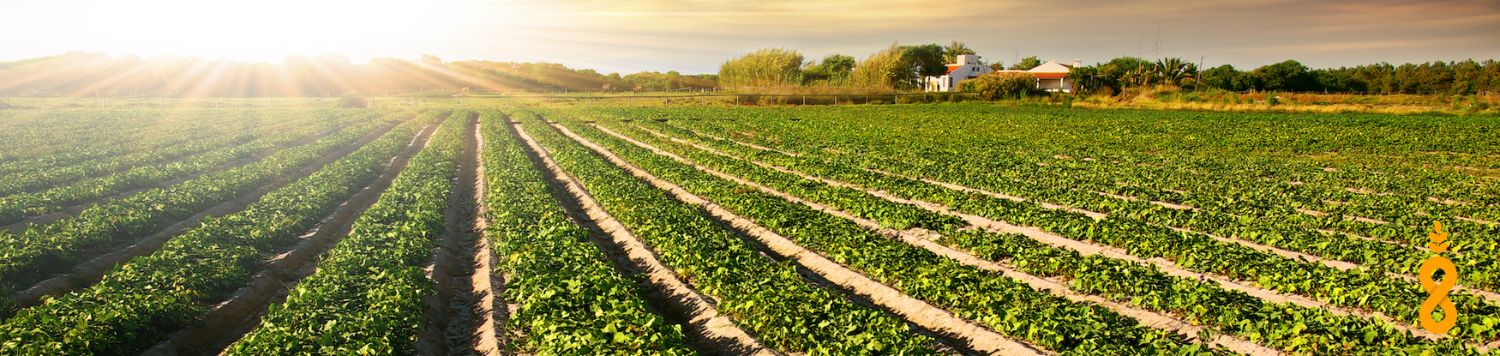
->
928, 57, 1082, 93
1024, 60, 1075, 93
925, 54, 990, 92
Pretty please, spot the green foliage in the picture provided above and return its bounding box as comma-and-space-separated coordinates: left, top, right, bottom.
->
229, 112, 467, 354
0, 112, 381, 293
1153, 58, 1198, 88
943, 41, 976, 64
1252, 60, 1314, 91
717, 48, 805, 88
801, 54, 856, 85
480, 111, 691, 353
0, 113, 425, 354
900, 44, 948, 78
620, 71, 717, 91
1199, 64, 1243, 91
577, 104, 1498, 353
522, 114, 938, 353
959, 72, 1040, 100
851, 45, 914, 90
1008, 56, 1042, 70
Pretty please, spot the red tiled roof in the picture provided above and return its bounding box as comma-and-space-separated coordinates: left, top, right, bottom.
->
1032, 73, 1068, 79
945, 65, 962, 74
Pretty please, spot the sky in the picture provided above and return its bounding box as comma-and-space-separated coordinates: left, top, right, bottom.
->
1, 0, 1497, 74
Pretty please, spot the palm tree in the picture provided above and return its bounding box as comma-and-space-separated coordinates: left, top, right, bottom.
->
943, 41, 976, 64
1153, 58, 1198, 86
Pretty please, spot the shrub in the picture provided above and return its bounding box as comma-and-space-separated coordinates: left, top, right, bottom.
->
959, 72, 1040, 100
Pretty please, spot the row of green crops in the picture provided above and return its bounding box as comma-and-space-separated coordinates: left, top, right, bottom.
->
0, 112, 431, 354
477, 110, 691, 353
0, 113, 360, 225
0, 115, 387, 294
609, 119, 1475, 353
546, 114, 1206, 354
638, 113, 1500, 344
516, 114, 939, 354
0, 109, 329, 195
0, 109, 256, 176
226, 111, 462, 354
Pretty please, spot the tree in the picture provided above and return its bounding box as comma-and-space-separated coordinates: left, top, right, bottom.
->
943, 41, 977, 64
1152, 58, 1198, 87
717, 49, 805, 88
1067, 65, 1103, 95
1199, 64, 1242, 91
959, 72, 1040, 99
802, 54, 857, 85
851, 45, 915, 90
1250, 60, 1314, 91
1094, 56, 1152, 91
1008, 56, 1042, 70
901, 44, 948, 89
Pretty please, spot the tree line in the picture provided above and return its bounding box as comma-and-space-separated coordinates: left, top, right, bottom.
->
717, 45, 1500, 96
1071, 58, 1500, 95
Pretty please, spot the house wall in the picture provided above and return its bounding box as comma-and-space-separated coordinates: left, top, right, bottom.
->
1038, 78, 1072, 92
926, 63, 992, 92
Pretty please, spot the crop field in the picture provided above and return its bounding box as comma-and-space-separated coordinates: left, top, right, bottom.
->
0, 102, 1496, 354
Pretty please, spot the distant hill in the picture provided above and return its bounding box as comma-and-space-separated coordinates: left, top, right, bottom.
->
0, 52, 717, 97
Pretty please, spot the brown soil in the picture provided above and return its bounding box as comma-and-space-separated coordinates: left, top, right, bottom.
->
423, 112, 502, 355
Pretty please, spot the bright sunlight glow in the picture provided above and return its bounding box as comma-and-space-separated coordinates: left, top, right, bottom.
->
6, 0, 510, 63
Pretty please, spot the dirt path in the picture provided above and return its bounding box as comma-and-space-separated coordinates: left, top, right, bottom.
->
422, 112, 502, 355
511, 121, 776, 356
143, 118, 442, 355
8, 122, 401, 308
570, 123, 1048, 355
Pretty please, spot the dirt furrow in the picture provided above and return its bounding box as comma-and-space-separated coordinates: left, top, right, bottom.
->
511, 122, 776, 356
8, 122, 401, 307
423, 112, 501, 355
470, 116, 503, 353
600, 126, 1440, 345
144, 118, 442, 355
